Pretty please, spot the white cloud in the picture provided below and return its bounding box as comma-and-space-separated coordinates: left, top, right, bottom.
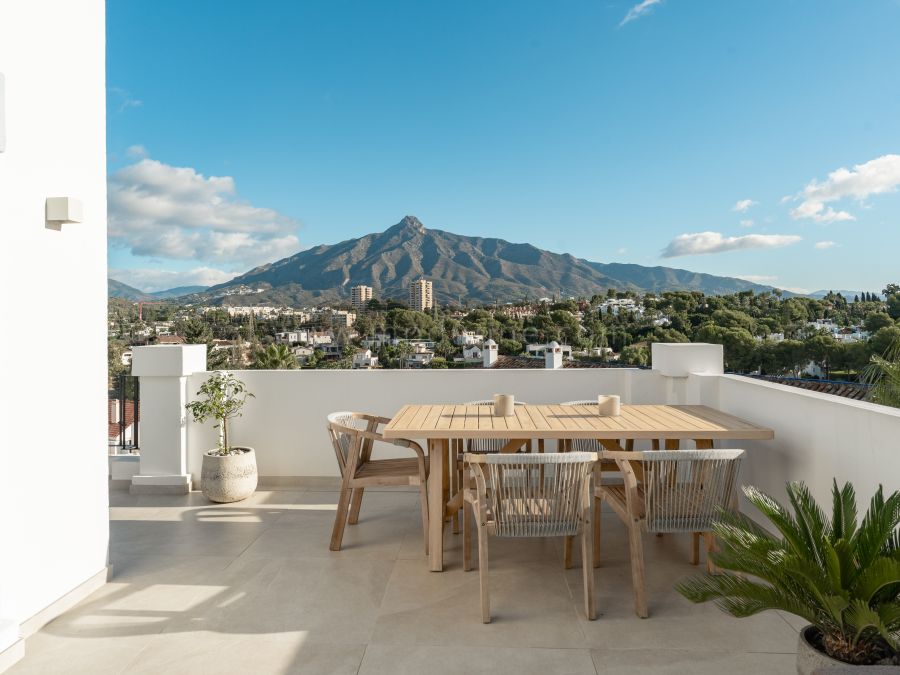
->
109, 266, 234, 293
789, 154, 900, 223
661, 231, 801, 257
620, 0, 663, 26
126, 144, 148, 158
108, 158, 301, 269
739, 219, 754, 228
814, 240, 837, 250
735, 275, 778, 284
732, 199, 756, 213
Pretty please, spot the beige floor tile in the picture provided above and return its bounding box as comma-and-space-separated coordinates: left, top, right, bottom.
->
371, 559, 587, 649
6, 630, 152, 675
124, 631, 365, 675
359, 643, 598, 675
591, 648, 796, 674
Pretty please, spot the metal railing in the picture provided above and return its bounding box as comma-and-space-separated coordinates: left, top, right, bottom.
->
108, 374, 140, 454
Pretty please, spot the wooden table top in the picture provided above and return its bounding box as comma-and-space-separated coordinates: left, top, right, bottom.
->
382, 404, 774, 441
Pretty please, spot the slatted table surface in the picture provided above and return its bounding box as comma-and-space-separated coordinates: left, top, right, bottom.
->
383, 404, 774, 441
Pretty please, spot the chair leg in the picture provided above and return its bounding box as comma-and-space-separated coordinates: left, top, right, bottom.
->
329, 485, 353, 551
463, 498, 473, 571
581, 525, 596, 620
691, 532, 701, 565
627, 521, 648, 618
592, 496, 602, 568
564, 535, 574, 569
419, 483, 430, 556
451, 441, 460, 534
704, 532, 717, 574
348, 488, 364, 525
477, 521, 490, 623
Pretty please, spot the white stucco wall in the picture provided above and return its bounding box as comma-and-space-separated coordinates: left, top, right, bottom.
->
185, 368, 661, 480
693, 374, 900, 509
0, 0, 108, 648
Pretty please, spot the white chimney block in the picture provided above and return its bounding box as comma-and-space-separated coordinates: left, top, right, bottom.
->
651, 342, 724, 377
483, 339, 498, 368
545, 341, 563, 370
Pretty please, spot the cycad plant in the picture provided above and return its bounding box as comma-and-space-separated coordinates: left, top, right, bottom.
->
676, 481, 900, 665
863, 337, 900, 408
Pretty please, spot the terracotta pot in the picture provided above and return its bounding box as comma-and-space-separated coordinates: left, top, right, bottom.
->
797, 625, 896, 674
200, 447, 257, 503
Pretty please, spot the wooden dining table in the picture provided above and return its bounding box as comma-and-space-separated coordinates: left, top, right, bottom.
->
382, 403, 774, 571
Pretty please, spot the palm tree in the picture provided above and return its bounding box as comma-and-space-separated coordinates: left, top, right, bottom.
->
251, 343, 298, 370
676, 481, 900, 666
862, 337, 900, 408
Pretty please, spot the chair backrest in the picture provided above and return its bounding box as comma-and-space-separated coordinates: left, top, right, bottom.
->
326, 411, 373, 476
466, 452, 597, 537
624, 449, 744, 533
465, 400, 528, 453
560, 401, 601, 452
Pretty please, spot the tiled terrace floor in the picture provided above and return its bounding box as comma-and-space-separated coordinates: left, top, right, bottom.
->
11, 487, 800, 674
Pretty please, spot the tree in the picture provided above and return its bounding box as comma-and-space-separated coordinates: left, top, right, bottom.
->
619, 344, 649, 366
886, 294, 900, 321
498, 338, 523, 356
252, 343, 298, 370
869, 326, 900, 358
862, 334, 900, 408
863, 313, 894, 333
185, 372, 253, 454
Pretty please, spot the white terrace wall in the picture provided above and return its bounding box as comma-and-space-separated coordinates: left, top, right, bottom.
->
0, 0, 108, 669
691, 373, 900, 510
185, 368, 665, 481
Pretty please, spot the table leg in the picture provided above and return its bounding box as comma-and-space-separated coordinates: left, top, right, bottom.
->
428, 438, 447, 571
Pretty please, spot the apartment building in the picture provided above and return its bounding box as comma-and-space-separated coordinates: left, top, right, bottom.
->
408, 278, 433, 311
350, 285, 373, 311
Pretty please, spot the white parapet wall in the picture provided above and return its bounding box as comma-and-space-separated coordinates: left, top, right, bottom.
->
184, 368, 664, 481
0, 0, 108, 669
692, 373, 900, 509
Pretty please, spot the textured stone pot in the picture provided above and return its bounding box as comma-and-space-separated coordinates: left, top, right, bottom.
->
201, 447, 257, 503
797, 625, 896, 674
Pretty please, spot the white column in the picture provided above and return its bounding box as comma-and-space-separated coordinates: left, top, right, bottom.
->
130, 345, 207, 494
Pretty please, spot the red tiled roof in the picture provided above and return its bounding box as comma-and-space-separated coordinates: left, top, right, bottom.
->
156, 335, 185, 344
109, 399, 139, 440
745, 376, 871, 401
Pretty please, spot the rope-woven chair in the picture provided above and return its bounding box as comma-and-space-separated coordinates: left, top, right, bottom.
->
326, 411, 429, 554
595, 448, 744, 617
463, 451, 598, 623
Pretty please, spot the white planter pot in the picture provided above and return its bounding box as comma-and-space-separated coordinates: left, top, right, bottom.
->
200, 447, 258, 503
797, 625, 898, 674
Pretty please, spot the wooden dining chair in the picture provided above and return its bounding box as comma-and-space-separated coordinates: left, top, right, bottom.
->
450, 399, 535, 534
559, 399, 630, 568
594, 448, 744, 617
326, 411, 429, 553
463, 451, 598, 623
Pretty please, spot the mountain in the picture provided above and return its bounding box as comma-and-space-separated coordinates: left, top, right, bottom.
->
108, 278, 153, 301
108, 279, 208, 301
191, 216, 780, 306
150, 285, 208, 299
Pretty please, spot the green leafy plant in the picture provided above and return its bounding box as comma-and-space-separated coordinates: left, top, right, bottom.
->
185, 371, 254, 455
676, 481, 900, 666
862, 336, 900, 408
252, 343, 298, 370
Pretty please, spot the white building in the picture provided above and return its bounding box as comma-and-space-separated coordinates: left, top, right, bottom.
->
526, 342, 573, 359
330, 310, 356, 328
461, 344, 483, 360
453, 331, 483, 346
352, 348, 379, 369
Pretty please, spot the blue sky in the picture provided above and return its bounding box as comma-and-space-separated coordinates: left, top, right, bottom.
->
107, 0, 900, 294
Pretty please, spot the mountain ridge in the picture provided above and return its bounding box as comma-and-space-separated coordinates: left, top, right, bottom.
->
189, 216, 782, 306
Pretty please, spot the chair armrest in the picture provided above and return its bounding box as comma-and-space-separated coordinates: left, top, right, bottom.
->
353, 428, 427, 462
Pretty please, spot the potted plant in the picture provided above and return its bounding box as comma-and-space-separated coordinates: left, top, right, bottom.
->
676, 480, 899, 672
186, 371, 257, 503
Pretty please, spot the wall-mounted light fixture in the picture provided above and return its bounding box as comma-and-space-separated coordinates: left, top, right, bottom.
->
45, 197, 83, 231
